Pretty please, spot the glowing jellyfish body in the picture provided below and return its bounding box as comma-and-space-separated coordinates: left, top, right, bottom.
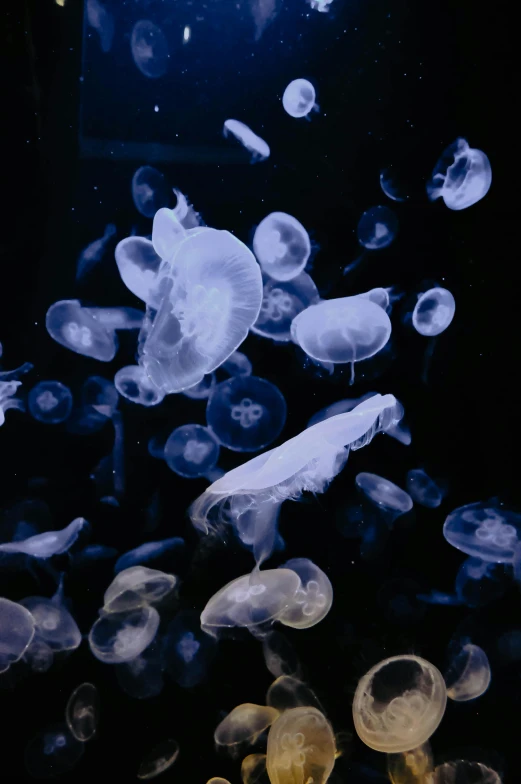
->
0, 517, 87, 558
163, 610, 217, 687
443, 502, 521, 563
86, 0, 114, 53
427, 138, 492, 210
267, 675, 324, 714
242, 754, 268, 784
412, 288, 455, 337
164, 424, 220, 478
387, 743, 433, 784
223, 351, 253, 377
89, 606, 160, 663
215, 703, 279, 747
138, 739, 180, 780
114, 365, 164, 407
21, 595, 82, 652
182, 373, 216, 400
66, 683, 100, 742
406, 469, 444, 508
0, 380, 23, 426
430, 761, 501, 783
114, 537, 185, 573
116, 643, 165, 700
357, 206, 398, 250
356, 473, 413, 525
352, 655, 447, 753
267, 707, 335, 784
206, 376, 287, 452
380, 167, 408, 202
282, 79, 317, 119
24, 725, 84, 778
455, 557, 506, 607
252, 272, 320, 342
138, 228, 263, 393
115, 236, 162, 305
131, 165, 170, 217
103, 566, 177, 613
0, 597, 35, 673
253, 213, 311, 282
291, 296, 392, 366
277, 558, 333, 629
445, 643, 491, 702
28, 381, 73, 424
223, 119, 270, 162
76, 223, 116, 281
131, 21, 169, 79
152, 197, 203, 261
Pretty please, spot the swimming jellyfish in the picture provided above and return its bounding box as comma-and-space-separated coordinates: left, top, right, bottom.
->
89, 605, 160, 663
223, 119, 270, 163
137, 739, 180, 780
116, 642, 165, 700
206, 376, 287, 452
24, 724, 84, 778
251, 272, 320, 342
426, 138, 492, 210
266, 675, 324, 713
253, 213, 311, 282
412, 287, 455, 337
443, 501, 521, 563
114, 365, 164, 407
0, 517, 87, 559
429, 761, 501, 783
163, 610, 217, 688
214, 703, 280, 748
76, 223, 117, 281
131, 165, 170, 218
114, 537, 185, 573
21, 588, 82, 652
0, 379, 24, 426
0, 597, 35, 673
282, 79, 317, 119
182, 373, 216, 400
387, 743, 433, 784
131, 20, 169, 79
444, 642, 491, 701
66, 683, 100, 742
242, 754, 268, 784
277, 558, 333, 629
357, 206, 398, 250
164, 424, 221, 478
267, 706, 336, 784
86, 0, 114, 53
103, 566, 177, 613
28, 381, 73, 424
406, 469, 444, 509
115, 236, 162, 305
356, 473, 413, 525
223, 351, 253, 377
455, 557, 507, 607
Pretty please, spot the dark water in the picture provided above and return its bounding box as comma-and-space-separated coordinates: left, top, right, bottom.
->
2, 0, 517, 781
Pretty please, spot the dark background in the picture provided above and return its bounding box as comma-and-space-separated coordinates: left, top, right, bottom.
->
1, 0, 518, 781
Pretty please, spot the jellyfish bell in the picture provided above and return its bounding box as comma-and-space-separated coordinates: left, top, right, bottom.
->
445, 642, 491, 702
282, 79, 317, 119
115, 236, 162, 306
253, 212, 311, 282
103, 566, 177, 613
116, 641, 165, 700
267, 675, 324, 714
387, 742, 433, 784
66, 683, 100, 742
277, 558, 333, 629
406, 469, 444, 509
163, 609, 217, 688
28, 381, 73, 424
114, 537, 185, 573
20, 592, 82, 652
251, 272, 320, 342
89, 605, 160, 664
426, 137, 492, 210
0, 598, 35, 673
114, 365, 164, 407
429, 760, 501, 784
412, 288, 455, 337
443, 501, 521, 563
242, 753, 268, 784
222, 351, 253, 377
379, 166, 409, 202
214, 703, 280, 748
267, 706, 336, 784
356, 473, 413, 525
131, 21, 169, 79
164, 424, 221, 478
223, 119, 270, 162
455, 557, 507, 607
357, 206, 398, 250
137, 739, 180, 780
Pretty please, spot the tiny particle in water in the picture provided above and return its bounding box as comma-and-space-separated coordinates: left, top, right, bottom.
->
154, 105, 159, 112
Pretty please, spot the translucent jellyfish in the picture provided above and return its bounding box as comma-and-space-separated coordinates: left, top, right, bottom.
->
387, 742, 433, 784
103, 566, 177, 613
267, 676, 324, 714
163, 610, 217, 687
23, 637, 54, 673
0, 597, 35, 673
139, 228, 263, 393
137, 739, 180, 780
66, 683, 100, 742
131, 21, 169, 79
86, 0, 114, 53
307, 391, 380, 428
190, 393, 401, 537
253, 213, 311, 282
426, 138, 492, 210
182, 373, 216, 400
24, 724, 84, 778
223, 351, 253, 377
229, 496, 284, 567
76, 223, 116, 282
356, 473, 413, 526
131, 165, 170, 219
152, 198, 203, 261
28, 381, 73, 424
267, 706, 335, 784
89, 606, 160, 663
445, 642, 491, 702
412, 288, 455, 338
114, 537, 185, 573
215, 703, 280, 747
206, 376, 287, 453
164, 424, 221, 478
455, 557, 506, 607
379, 166, 408, 203
251, 272, 320, 342
208, 779, 232, 784
114, 365, 164, 407
429, 761, 501, 783
308, 0, 334, 12
406, 469, 444, 509
223, 119, 270, 162
0, 380, 24, 425
20, 591, 82, 652
352, 655, 447, 753
282, 79, 317, 119
115, 236, 162, 305
69, 375, 119, 433
443, 501, 521, 563
277, 558, 332, 629
262, 631, 301, 679
357, 206, 398, 250
116, 642, 164, 699
242, 754, 268, 784
0, 516, 87, 558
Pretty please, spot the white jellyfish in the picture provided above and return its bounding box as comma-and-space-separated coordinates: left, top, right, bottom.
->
28, 381, 73, 424
253, 212, 311, 282
223, 120, 270, 163
0, 517, 87, 558
114, 365, 165, 407
356, 472, 413, 526
277, 558, 332, 629
0, 597, 35, 673
21, 582, 82, 653
443, 502, 521, 563
103, 566, 177, 613
164, 424, 220, 478
357, 206, 399, 250
282, 79, 318, 119
251, 272, 320, 343
445, 642, 491, 702
0, 380, 24, 426
412, 287, 456, 337
66, 683, 100, 742
115, 236, 162, 306
76, 223, 116, 281
131, 21, 169, 79
152, 196, 204, 261
427, 138, 492, 210
406, 469, 444, 508
89, 606, 160, 663
215, 703, 279, 747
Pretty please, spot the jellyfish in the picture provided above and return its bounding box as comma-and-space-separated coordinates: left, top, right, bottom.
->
138, 228, 263, 393
152, 199, 204, 262
266, 676, 324, 714
115, 236, 162, 305
0, 516, 87, 558
352, 655, 447, 753
86, 0, 114, 53
267, 706, 336, 784
253, 213, 311, 282
282, 79, 317, 119
163, 609, 217, 688
454, 557, 507, 607
66, 683, 100, 742
357, 206, 398, 250
406, 469, 444, 509
66, 375, 119, 435
412, 287, 456, 340
356, 473, 413, 526
28, 381, 73, 424
114, 365, 164, 407
223, 351, 253, 377
251, 272, 320, 342
24, 724, 84, 778
103, 566, 177, 613
444, 642, 491, 702
131, 20, 169, 79
379, 166, 408, 202
426, 138, 492, 210
387, 742, 433, 784
215, 703, 280, 748
164, 424, 221, 478
206, 376, 287, 453
131, 165, 170, 218
262, 631, 301, 679
0, 380, 24, 425
277, 558, 332, 629
23, 637, 55, 673
443, 502, 521, 563
76, 223, 116, 281
242, 754, 269, 784
89, 605, 160, 663
223, 119, 270, 162
137, 739, 180, 780
0, 597, 35, 673
208, 779, 232, 784
116, 641, 165, 700
114, 537, 185, 573
308, 0, 334, 12
429, 761, 501, 783
20, 589, 82, 652
229, 496, 284, 567
307, 391, 380, 428
182, 373, 217, 400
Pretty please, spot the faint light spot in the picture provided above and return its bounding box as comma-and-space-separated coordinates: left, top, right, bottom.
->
154, 105, 159, 112
56, 0, 65, 5
183, 25, 191, 43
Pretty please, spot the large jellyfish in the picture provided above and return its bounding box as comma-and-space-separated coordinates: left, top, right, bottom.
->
426, 138, 492, 210
115, 236, 162, 305
276, 558, 332, 629
130, 21, 169, 79
114, 365, 164, 407
164, 424, 221, 478
282, 79, 318, 119
28, 381, 73, 424
412, 287, 455, 337
357, 206, 398, 250
163, 610, 217, 688
443, 501, 521, 563
223, 120, 270, 163
253, 212, 311, 281
138, 228, 263, 393
266, 707, 336, 784
0, 517, 87, 558
251, 272, 320, 342
0, 597, 35, 673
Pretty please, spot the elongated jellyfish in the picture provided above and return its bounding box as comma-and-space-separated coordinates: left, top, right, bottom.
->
427, 138, 492, 210
357, 206, 398, 250
267, 707, 336, 784
24, 724, 84, 778
114, 365, 164, 407
86, 0, 114, 53
114, 537, 185, 573
282, 79, 317, 119
76, 223, 116, 281
406, 469, 444, 508
0, 517, 87, 558
89, 605, 160, 663
445, 642, 491, 702
277, 558, 332, 629
443, 501, 521, 563
103, 566, 177, 613
28, 381, 73, 424
163, 610, 217, 688
215, 703, 279, 748
223, 120, 270, 162
253, 213, 311, 281
66, 683, 100, 742
164, 424, 220, 478
412, 287, 455, 337
251, 272, 320, 342
356, 473, 413, 526
137, 739, 180, 780
131, 21, 169, 79
0, 597, 35, 673
115, 236, 162, 305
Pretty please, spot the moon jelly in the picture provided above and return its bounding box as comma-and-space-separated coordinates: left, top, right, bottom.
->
430, 761, 501, 783
357, 206, 398, 250
20, 594, 82, 652
182, 373, 217, 400
115, 236, 162, 305
223, 351, 253, 377
426, 138, 492, 210
277, 558, 333, 629
223, 120, 270, 162
253, 212, 311, 282
356, 473, 413, 525
0, 516, 87, 558
379, 166, 408, 202
0, 597, 35, 673
445, 643, 491, 702
116, 642, 165, 700
215, 703, 279, 747
86, 0, 114, 53
137, 739, 180, 780
242, 754, 268, 784
114, 365, 164, 407
24, 724, 84, 778
66, 683, 100, 742
163, 609, 217, 688
412, 287, 455, 337
164, 424, 220, 478
28, 381, 73, 424
114, 536, 185, 573
89, 606, 160, 663
267, 707, 336, 784
266, 675, 324, 713
251, 272, 320, 342
131, 21, 169, 79
406, 469, 444, 508
76, 223, 116, 282
131, 165, 170, 218
23, 637, 54, 673
103, 566, 177, 613
455, 557, 506, 607
352, 655, 447, 753
443, 502, 521, 563
282, 79, 317, 119
387, 743, 433, 784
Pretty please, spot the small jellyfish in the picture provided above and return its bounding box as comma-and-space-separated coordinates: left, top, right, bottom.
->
164, 424, 221, 478
229, 496, 283, 567
222, 351, 253, 377
357, 206, 398, 250
223, 119, 270, 162
115, 236, 162, 305
455, 557, 506, 607
426, 138, 492, 210
0, 597, 35, 673
0, 517, 87, 559
251, 272, 320, 342
182, 373, 217, 400
137, 739, 180, 780
131, 165, 170, 218
89, 605, 160, 663
445, 642, 491, 702
242, 754, 268, 784
412, 288, 456, 337
267, 676, 324, 714
163, 610, 217, 688
443, 501, 521, 563
277, 558, 332, 629
356, 473, 413, 526
387, 742, 433, 784
86, 0, 114, 53
206, 376, 287, 453
103, 566, 177, 613
69, 375, 119, 433
23, 637, 55, 673
114, 537, 185, 573
352, 655, 447, 753
28, 381, 73, 424
406, 469, 444, 509
24, 724, 84, 778
114, 365, 164, 407
0, 380, 24, 425
429, 761, 501, 783
253, 213, 311, 282
267, 706, 336, 784
21, 589, 82, 652
214, 703, 279, 748
116, 642, 165, 700
131, 20, 169, 79
379, 166, 408, 203
66, 683, 100, 742
262, 631, 301, 679
76, 223, 117, 281
282, 79, 317, 119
